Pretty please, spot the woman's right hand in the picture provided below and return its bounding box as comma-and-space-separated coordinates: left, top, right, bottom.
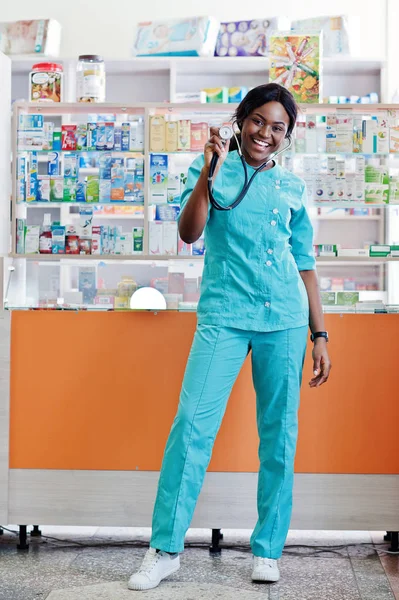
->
204, 126, 230, 174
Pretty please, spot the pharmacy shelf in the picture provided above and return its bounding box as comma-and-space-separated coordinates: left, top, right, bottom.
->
10, 253, 397, 263
312, 215, 382, 221
317, 256, 393, 263
19, 202, 144, 207
67, 214, 144, 220
10, 55, 386, 77
9, 253, 201, 261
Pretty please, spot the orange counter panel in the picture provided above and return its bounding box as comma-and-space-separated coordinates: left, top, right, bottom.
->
9, 311, 399, 474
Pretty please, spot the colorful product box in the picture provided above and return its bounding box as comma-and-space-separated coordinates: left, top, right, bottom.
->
202, 87, 228, 103
150, 116, 165, 152
51, 224, 66, 254
64, 153, 78, 178
155, 205, 180, 221
43, 122, 54, 151
124, 168, 135, 199
336, 130, 353, 153
96, 123, 106, 151
86, 176, 99, 203
149, 221, 163, 255
129, 119, 144, 151
63, 178, 77, 202
114, 126, 122, 152
134, 159, 144, 202
111, 167, 124, 201
167, 173, 181, 204
228, 87, 248, 102
369, 245, 390, 257
37, 175, 50, 202
115, 233, 133, 255
61, 125, 77, 151
52, 128, 62, 151
269, 33, 322, 103
79, 267, 97, 303
166, 122, 178, 152
19, 114, 44, 129
192, 236, 205, 255
178, 237, 192, 256
47, 151, 60, 176
133, 227, 144, 253
163, 221, 178, 255
17, 129, 44, 152
295, 121, 306, 153
17, 154, 26, 203
76, 181, 86, 202
336, 292, 360, 305
150, 154, 168, 203
99, 180, 111, 202
16, 219, 26, 254
178, 120, 191, 151
76, 124, 87, 151
190, 122, 208, 151
390, 127, 399, 153
91, 226, 102, 255
99, 153, 112, 179
50, 176, 63, 201
105, 122, 115, 150
362, 119, 377, 154
215, 18, 290, 57
320, 292, 336, 306
87, 123, 97, 151
25, 225, 40, 254
121, 123, 130, 151
305, 115, 317, 153
26, 152, 38, 202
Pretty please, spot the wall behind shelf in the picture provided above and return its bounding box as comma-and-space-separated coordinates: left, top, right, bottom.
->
0, 0, 383, 60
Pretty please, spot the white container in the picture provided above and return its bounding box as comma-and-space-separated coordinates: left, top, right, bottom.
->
76, 55, 105, 103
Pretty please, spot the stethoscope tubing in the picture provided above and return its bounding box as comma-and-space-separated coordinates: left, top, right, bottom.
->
207, 137, 292, 211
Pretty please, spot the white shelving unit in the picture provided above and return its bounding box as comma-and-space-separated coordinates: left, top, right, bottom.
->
9, 95, 399, 308
10, 55, 388, 104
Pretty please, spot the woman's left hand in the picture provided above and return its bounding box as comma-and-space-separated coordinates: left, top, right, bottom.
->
310, 340, 332, 388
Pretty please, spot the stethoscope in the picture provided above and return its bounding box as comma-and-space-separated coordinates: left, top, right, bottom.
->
207, 124, 292, 211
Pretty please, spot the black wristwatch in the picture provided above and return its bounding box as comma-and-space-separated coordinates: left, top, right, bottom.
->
310, 331, 329, 343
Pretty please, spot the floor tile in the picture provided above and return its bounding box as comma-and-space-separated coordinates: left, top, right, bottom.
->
1, 527, 397, 600
47, 581, 273, 599
370, 532, 399, 600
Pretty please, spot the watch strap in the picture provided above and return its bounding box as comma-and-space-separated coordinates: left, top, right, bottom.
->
310, 331, 329, 342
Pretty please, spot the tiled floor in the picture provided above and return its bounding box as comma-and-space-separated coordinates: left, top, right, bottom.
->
0, 526, 398, 600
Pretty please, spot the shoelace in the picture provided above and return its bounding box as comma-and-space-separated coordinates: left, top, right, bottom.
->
138, 550, 160, 574
254, 557, 277, 568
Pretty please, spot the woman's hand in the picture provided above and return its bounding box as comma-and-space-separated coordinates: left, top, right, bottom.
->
309, 339, 332, 388
204, 126, 230, 175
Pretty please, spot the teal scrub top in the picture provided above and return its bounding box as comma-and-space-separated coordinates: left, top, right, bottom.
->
178, 151, 316, 332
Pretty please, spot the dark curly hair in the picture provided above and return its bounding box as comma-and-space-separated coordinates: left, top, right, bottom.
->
230, 83, 298, 150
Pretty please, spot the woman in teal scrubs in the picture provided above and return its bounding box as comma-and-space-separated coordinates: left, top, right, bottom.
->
129, 83, 332, 591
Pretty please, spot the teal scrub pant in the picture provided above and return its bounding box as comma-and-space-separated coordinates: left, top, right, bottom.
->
151, 324, 308, 559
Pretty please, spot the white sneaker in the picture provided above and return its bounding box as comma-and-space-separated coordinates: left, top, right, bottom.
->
251, 556, 280, 582
128, 547, 180, 591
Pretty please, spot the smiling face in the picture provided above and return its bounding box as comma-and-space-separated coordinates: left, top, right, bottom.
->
240, 101, 290, 168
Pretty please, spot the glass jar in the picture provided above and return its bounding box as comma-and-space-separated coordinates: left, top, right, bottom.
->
76, 55, 106, 103
30, 62, 63, 102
